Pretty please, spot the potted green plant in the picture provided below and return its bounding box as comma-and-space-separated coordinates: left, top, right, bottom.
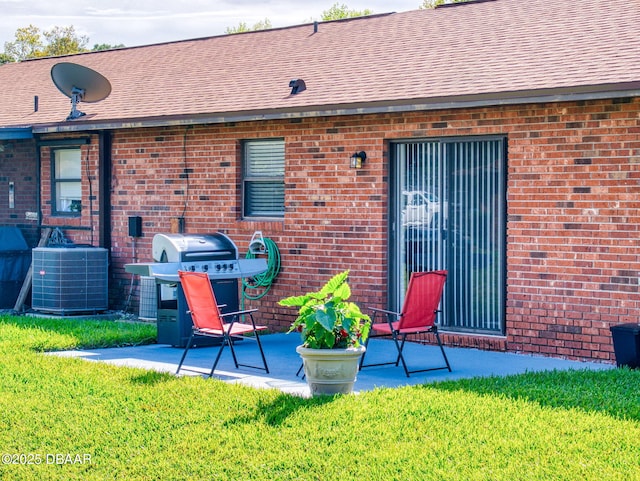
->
279, 270, 371, 396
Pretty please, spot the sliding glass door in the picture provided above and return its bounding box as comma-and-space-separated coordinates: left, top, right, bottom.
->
390, 137, 506, 334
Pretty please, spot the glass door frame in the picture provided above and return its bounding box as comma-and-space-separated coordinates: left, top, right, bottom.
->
388, 135, 507, 335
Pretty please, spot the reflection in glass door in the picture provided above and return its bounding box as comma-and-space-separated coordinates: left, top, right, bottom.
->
390, 138, 506, 334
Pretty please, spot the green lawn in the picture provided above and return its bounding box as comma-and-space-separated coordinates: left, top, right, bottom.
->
0, 315, 639, 480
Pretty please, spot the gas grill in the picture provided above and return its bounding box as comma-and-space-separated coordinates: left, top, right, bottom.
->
125, 232, 267, 347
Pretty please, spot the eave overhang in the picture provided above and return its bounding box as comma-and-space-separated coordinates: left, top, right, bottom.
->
0, 127, 34, 140
30, 82, 640, 135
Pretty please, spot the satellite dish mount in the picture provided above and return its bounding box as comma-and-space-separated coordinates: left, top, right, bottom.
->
51, 62, 111, 121
68, 86, 86, 120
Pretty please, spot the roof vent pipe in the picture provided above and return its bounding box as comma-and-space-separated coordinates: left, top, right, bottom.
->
313, 21, 318, 33
289, 79, 306, 95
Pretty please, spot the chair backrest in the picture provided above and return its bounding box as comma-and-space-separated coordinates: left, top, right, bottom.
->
398, 270, 447, 330
178, 271, 224, 331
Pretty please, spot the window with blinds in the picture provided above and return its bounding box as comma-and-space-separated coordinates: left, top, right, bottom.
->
242, 139, 285, 218
52, 148, 82, 216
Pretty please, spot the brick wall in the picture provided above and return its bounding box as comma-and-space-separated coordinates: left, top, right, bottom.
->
505, 98, 640, 362
106, 122, 390, 325
0, 139, 39, 246
38, 135, 102, 247
35, 96, 640, 363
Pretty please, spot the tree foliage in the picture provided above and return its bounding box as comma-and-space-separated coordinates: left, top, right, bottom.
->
421, 0, 472, 8
225, 18, 272, 34
41, 25, 89, 57
3, 25, 44, 62
92, 43, 126, 52
224, 3, 374, 35
321, 3, 374, 20
1, 24, 124, 63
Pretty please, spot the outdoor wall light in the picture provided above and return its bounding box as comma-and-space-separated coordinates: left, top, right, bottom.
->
350, 151, 366, 169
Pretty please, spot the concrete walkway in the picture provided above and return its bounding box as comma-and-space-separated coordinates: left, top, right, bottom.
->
53, 333, 612, 397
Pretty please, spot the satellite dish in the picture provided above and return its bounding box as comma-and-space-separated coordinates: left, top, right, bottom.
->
51, 62, 112, 121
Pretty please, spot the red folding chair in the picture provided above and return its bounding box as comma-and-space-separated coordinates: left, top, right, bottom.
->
359, 270, 451, 377
175, 271, 269, 377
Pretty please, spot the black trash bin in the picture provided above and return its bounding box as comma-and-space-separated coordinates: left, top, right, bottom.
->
610, 323, 640, 369
0, 227, 31, 309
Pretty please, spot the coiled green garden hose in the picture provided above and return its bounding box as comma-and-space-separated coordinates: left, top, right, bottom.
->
241, 237, 281, 308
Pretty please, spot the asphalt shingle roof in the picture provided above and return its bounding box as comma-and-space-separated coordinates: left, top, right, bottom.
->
1, 0, 639, 132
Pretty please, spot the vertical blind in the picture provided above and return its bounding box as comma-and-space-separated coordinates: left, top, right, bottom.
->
393, 138, 506, 334
398, 141, 445, 293
243, 139, 285, 218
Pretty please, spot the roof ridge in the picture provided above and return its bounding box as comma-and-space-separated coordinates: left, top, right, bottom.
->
17, 11, 399, 61
435, 0, 497, 8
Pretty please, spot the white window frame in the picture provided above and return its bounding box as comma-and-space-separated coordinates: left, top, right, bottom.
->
52, 148, 82, 216
242, 139, 285, 218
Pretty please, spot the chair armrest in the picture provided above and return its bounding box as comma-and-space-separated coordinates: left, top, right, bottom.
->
220, 308, 258, 319
221, 308, 260, 329
370, 307, 400, 316
369, 307, 403, 331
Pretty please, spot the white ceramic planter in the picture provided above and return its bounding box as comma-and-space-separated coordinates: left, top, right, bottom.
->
296, 345, 366, 396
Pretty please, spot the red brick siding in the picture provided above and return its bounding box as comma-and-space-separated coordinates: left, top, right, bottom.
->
38, 135, 102, 246
506, 98, 640, 362
106, 122, 390, 327
36, 96, 640, 363
0, 139, 39, 246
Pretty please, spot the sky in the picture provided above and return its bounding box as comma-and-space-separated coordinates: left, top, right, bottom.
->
0, 1, 423, 49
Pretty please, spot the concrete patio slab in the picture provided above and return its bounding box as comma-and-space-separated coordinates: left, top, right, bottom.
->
52, 333, 612, 397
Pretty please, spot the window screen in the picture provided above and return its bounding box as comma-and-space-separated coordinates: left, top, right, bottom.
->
52, 148, 82, 215
243, 139, 285, 218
